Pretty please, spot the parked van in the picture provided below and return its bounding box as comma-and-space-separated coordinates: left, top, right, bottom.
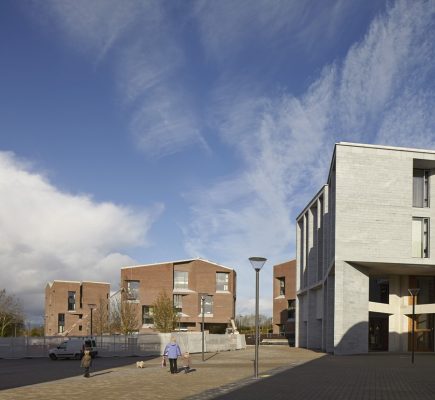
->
48, 337, 98, 360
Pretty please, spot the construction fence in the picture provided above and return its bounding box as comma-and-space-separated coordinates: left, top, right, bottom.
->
0, 332, 246, 359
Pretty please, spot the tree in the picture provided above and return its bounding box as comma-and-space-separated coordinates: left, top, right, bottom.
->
0, 289, 24, 337
92, 296, 110, 335
152, 290, 179, 333
108, 292, 140, 335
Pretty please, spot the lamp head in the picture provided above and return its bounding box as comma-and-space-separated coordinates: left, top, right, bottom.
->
249, 257, 267, 271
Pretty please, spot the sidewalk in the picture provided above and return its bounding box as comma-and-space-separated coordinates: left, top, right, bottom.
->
0, 346, 322, 400
2, 347, 435, 400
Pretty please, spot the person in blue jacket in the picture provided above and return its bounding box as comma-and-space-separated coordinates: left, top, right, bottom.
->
163, 337, 182, 374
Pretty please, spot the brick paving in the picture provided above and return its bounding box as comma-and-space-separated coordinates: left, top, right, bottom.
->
1, 347, 435, 400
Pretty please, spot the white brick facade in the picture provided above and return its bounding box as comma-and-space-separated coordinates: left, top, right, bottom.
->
296, 142, 435, 354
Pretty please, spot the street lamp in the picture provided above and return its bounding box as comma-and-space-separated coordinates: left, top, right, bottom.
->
408, 288, 420, 364
200, 294, 207, 361
88, 304, 96, 336
249, 256, 267, 379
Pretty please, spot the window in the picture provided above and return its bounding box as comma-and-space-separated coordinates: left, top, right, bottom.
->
67, 291, 76, 311
142, 305, 154, 324
200, 295, 213, 314
287, 300, 296, 320
78, 325, 82, 331
58, 313, 65, 333
413, 169, 429, 208
173, 295, 183, 313
126, 280, 140, 300
415, 277, 435, 304
278, 277, 285, 296
216, 272, 229, 291
174, 271, 188, 289
412, 218, 429, 258
369, 278, 389, 304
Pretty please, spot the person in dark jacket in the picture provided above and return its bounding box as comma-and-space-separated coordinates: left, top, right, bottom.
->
80, 349, 92, 378
163, 337, 182, 374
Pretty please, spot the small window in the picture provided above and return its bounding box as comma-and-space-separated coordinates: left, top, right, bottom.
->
142, 305, 154, 324
412, 218, 429, 258
278, 277, 285, 296
174, 271, 188, 289
78, 325, 82, 331
287, 300, 295, 320
67, 291, 76, 311
413, 169, 429, 208
216, 272, 229, 291
58, 313, 65, 333
369, 278, 389, 304
126, 281, 140, 300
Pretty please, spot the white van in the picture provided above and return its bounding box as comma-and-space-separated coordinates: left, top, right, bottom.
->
48, 337, 98, 360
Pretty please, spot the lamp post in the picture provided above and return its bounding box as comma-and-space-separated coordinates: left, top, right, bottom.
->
88, 304, 96, 336
249, 256, 267, 379
201, 295, 206, 361
408, 288, 420, 364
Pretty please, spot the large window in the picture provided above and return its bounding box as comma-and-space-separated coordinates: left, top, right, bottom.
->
413, 169, 429, 208
174, 271, 188, 289
216, 272, 229, 291
58, 313, 65, 333
369, 278, 389, 304
278, 277, 285, 296
142, 305, 154, 324
67, 291, 76, 311
200, 295, 213, 314
126, 280, 140, 300
415, 277, 435, 304
412, 218, 429, 258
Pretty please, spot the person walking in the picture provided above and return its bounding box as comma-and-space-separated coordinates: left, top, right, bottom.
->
80, 349, 92, 378
163, 337, 182, 374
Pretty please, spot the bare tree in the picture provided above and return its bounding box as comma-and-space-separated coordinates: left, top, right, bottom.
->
152, 290, 179, 333
92, 296, 109, 335
0, 289, 24, 337
108, 291, 140, 335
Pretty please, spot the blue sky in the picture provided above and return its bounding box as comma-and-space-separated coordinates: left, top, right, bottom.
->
1, 0, 435, 324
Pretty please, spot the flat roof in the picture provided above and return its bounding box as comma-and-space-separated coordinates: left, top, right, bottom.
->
47, 280, 110, 287
337, 141, 435, 154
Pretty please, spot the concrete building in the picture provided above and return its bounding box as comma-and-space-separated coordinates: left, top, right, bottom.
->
121, 258, 237, 333
272, 260, 296, 336
45, 280, 110, 336
296, 142, 435, 354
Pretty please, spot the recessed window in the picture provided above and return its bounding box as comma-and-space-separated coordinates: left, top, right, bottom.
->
200, 295, 213, 314
287, 300, 296, 320
67, 291, 76, 311
126, 280, 140, 300
78, 325, 82, 331
173, 295, 183, 313
216, 272, 229, 291
142, 305, 154, 324
278, 277, 285, 296
413, 169, 429, 208
174, 271, 188, 289
412, 218, 429, 258
369, 278, 389, 304
58, 313, 65, 333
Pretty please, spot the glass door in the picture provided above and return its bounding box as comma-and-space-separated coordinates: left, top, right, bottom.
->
409, 314, 434, 352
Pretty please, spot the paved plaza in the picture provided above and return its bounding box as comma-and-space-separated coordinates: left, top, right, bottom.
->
1, 346, 435, 400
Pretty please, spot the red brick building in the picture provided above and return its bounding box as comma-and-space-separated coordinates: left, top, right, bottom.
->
45, 280, 110, 336
272, 260, 296, 335
121, 258, 237, 333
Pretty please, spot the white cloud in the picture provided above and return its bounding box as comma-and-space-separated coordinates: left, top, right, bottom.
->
0, 152, 163, 320
183, 0, 435, 314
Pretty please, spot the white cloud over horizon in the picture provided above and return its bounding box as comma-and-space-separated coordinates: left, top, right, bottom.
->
0, 151, 163, 319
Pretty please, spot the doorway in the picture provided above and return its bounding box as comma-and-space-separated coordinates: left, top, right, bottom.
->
369, 312, 389, 351
409, 313, 434, 352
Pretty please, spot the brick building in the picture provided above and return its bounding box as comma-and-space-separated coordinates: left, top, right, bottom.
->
121, 258, 237, 333
45, 280, 110, 336
272, 260, 296, 335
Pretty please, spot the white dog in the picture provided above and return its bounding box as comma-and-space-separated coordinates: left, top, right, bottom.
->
136, 361, 145, 368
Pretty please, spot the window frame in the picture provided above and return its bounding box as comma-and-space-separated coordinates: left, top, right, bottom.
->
216, 272, 229, 291
412, 217, 430, 258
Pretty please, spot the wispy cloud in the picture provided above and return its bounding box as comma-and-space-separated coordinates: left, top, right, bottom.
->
0, 152, 163, 319
184, 0, 435, 314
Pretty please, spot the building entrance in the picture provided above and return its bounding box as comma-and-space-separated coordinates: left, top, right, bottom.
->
369, 312, 389, 351
409, 313, 434, 352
